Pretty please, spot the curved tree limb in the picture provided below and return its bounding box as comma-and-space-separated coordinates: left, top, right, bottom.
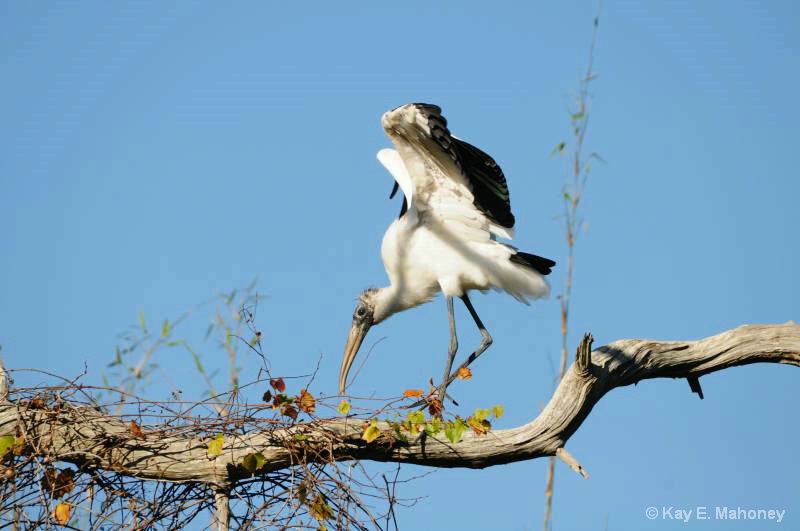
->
1, 322, 797, 486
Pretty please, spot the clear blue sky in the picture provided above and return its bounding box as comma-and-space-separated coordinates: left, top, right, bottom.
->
1, 1, 798, 529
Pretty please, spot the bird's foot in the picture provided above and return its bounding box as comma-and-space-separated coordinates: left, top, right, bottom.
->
404, 385, 457, 414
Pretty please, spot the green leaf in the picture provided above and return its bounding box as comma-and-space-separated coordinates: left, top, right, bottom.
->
241, 452, 266, 473
362, 419, 380, 443
390, 421, 408, 443
407, 410, 425, 425
0, 435, 14, 457
207, 433, 224, 458
161, 319, 170, 338
337, 400, 351, 415
474, 408, 490, 421
444, 418, 467, 444
491, 404, 504, 419
571, 111, 585, 121
424, 417, 442, 436
550, 141, 566, 156
108, 347, 122, 368
225, 289, 237, 306
138, 310, 147, 333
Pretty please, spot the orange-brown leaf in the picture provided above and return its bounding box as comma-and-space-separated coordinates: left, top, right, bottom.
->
457, 367, 472, 380
427, 398, 443, 417
41, 468, 75, 499
467, 416, 491, 435
297, 389, 316, 414
270, 377, 286, 393
282, 405, 298, 421
53, 502, 71, 525
402, 389, 423, 398
129, 421, 145, 440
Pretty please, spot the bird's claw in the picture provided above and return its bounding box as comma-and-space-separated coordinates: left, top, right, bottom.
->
403, 387, 457, 412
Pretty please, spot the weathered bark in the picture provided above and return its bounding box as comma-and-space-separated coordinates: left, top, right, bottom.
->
1, 322, 797, 485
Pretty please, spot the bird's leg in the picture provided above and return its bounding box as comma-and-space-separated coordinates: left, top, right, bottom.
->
437, 296, 458, 403
443, 294, 492, 388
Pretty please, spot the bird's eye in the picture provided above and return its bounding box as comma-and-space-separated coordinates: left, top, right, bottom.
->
356, 307, 367, 318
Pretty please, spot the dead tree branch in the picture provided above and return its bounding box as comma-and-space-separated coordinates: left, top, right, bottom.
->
1, 322, 797, 482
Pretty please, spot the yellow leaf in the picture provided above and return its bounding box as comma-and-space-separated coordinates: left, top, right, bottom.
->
207, 433, 224, 458
53, 502, 71, 525
310, 495, 334, 521
362, 419, 380, 443
492, 404, 504, 419
474, 408, 490, 421
337, 400, 351, 415
241, 452, 266, 473
457, 367, 472, 380
402, 389, 423, 398
467, 416, 491, 435
0, 435, 13, 457
12, 435, 25, 456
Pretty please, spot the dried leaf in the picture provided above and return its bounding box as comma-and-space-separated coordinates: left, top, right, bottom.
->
129, 420, 145, 440
282, 405, 298, 421
55, 469, 75, 497
53, 502, 71, 525
270, 377, 286, 393
402, 389, 423, 398
337, 400, 351, 415
29, 397, 46, 409
457, 367, 472, 380
262, 390, 272, 403
297, 482, 308, 505
297, 389, 316, 414
427, 398, 443, 417
41, 468, 74, 498
362, 419, 380, 443
207, 433, 224, 458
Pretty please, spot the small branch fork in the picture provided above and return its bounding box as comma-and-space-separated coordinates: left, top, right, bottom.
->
0, 323, 797, 483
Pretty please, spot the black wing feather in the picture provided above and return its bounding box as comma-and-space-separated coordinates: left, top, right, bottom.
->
415, 104, 515, 229
510, 252, 556, 276
450, 137, 515, 228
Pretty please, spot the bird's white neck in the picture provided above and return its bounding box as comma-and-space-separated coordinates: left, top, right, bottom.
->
371, 283, 436, 324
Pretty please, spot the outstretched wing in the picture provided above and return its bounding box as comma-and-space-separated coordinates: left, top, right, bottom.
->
380, 103, 515, 239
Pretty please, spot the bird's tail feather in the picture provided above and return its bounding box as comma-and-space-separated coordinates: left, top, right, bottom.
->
509, 252, 556, 276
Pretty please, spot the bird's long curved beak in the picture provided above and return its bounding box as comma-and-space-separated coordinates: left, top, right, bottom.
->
339, 320, 371, 395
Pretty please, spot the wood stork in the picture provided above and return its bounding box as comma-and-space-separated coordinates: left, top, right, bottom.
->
339, 103, 555, 401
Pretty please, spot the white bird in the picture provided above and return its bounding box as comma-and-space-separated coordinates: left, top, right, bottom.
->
339, 103, 555, 401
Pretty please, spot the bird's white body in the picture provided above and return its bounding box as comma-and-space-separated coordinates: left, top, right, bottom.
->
339, 103, 554, 395
371, 113, 550, 323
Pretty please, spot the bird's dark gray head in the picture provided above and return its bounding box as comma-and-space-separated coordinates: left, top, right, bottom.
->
339, 288, 379, 395
354, 288, 378, 323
